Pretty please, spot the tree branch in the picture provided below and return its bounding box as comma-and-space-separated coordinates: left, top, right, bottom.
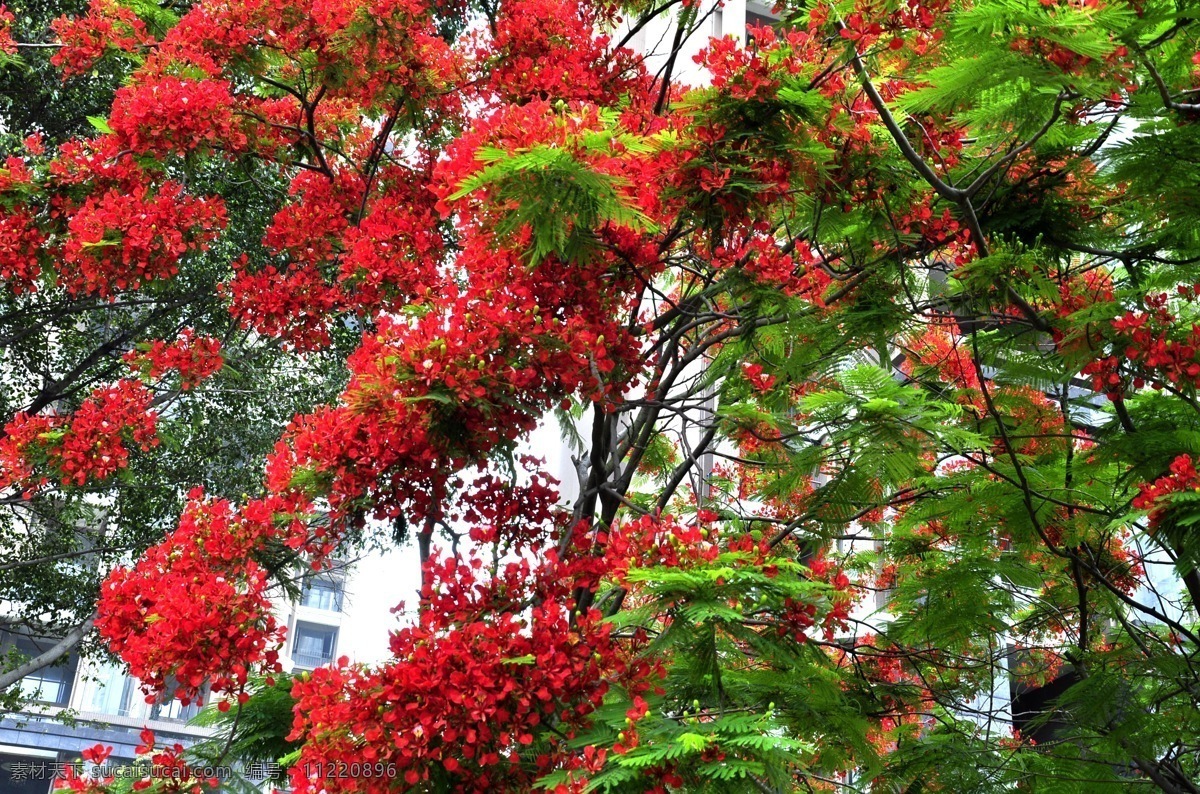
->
0, 612, 97, 695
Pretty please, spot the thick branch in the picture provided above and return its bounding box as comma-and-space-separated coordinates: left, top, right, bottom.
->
1141, 53, 1200, 114
0, 612, 97, 695
837, 25, 962, 203
0, 546, 120, 572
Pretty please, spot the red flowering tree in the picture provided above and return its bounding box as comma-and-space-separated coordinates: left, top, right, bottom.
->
4, 0, 1200, 789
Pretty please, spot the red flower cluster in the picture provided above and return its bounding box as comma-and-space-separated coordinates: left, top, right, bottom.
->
604, 513, 721, 579
713, 235, 831, 302
888, 0, 951, 53
61, 182, 226, 297
225, 168, 445, 350
263, 169, 361, 266
1133, 454, 1200, 530
1056, 267, 1115, 321
96, 492, 306, 703
904, 319, 982, 394
743, 362, 777, 392
1110, 296, 1200, 391
110, 76, 247, 155
134, 729, 220, 791
54, 730, 217, 793
1093, 532, 1145, 595
838, 12, 884, 50
258, 109, 647, 520
152, 0, 460, 111
1081, 355, 1123, 400
481, 0, 644, 105
682, 31, 822, 225
1052, 266, 1116, 366
830, 634, 935, 755
830, 0, 950, 55
0, 413, 58, 494
49, 133, 141, 189
0, 207, 44, 293
55, 745, 114, 792
50, 0, 151, 77
225, 261, 345, 351
458, 461, 565, 547
124, 329, 224, 390
700, 25, 805, 101
336, 170, 445, 313
57, 380, 159, 485
1081, 291, 1200, 400
0, 5, 15, 56
264, 259, 630, 522
287, 546, 648, 793
896, 204, 965, 248
0, 380, 158, 495
780, 594, 820, 641
808, 553, 856, 639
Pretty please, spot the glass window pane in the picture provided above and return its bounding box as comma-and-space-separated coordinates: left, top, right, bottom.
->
79, 662, 127, 715
293, 624, 337, 668
1, 632, 77, 706
301, 578, 343, 611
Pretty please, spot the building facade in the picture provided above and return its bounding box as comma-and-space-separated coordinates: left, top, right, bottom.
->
0, 567, 354, 792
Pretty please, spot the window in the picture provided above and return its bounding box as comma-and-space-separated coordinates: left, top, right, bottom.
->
745, 2, 786, 45
301, 577, 344, 612
18, 667, 71, 706
746, 10, 777, 29
0, 750, 60, 794
292, 623, 337, 669
0, 631, 78, 707
80, 661, 141, 717
151, 695, 201, 722
78, 662, 202, 722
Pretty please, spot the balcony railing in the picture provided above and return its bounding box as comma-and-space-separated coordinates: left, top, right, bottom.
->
292, 650, 334, 669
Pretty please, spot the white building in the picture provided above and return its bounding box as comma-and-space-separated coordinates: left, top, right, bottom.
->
0, 555, 416, 792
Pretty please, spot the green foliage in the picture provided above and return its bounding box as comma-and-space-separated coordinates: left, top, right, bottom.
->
189, 675, 301, 788
450, 132, 657, 265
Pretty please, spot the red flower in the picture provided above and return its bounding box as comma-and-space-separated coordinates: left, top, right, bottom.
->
80, 745, 112, 765
95, 491, 316, 703
0, 380, 158, 495
50, 0, 151, 77
1134, 454, 1200, 530
0, 207, 45, 293
0, 5, 15, 55
110, 76, 247, 155
125, 329, 224, 389
61, 181, 226, 298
